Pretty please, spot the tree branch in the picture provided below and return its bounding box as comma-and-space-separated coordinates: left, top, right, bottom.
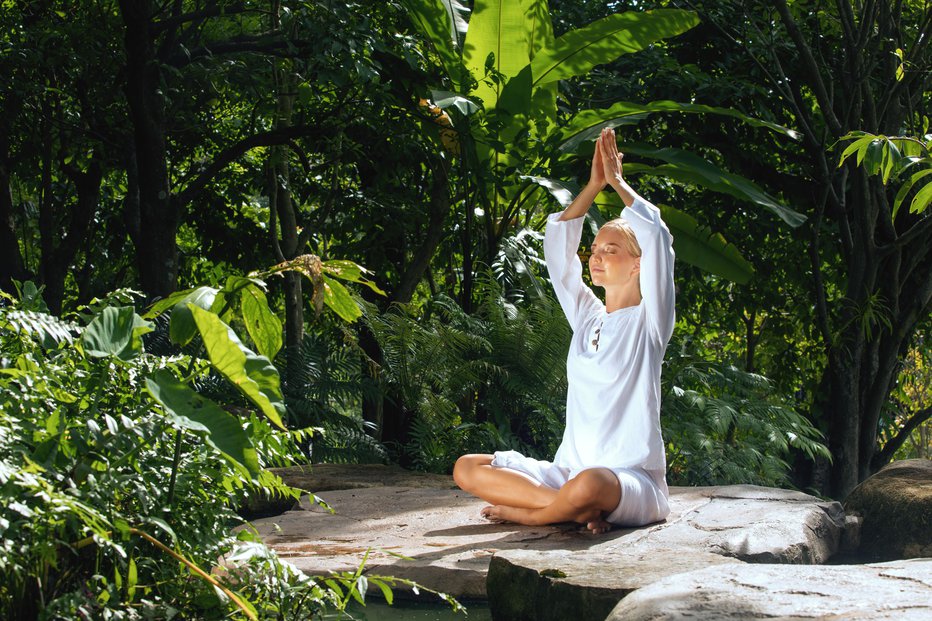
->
872, 404, 932, 469
174, 124, 337, 207
164, 35, 309, 67
774, 0, 844, 135
152, 3, 254, 34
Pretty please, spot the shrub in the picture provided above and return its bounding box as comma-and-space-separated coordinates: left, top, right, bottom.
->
0, 282, 333, 620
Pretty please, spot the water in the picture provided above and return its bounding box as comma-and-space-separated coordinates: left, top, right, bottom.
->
338, 599, 492, 620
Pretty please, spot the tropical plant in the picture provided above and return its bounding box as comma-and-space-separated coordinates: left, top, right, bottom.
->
400, 0, 805, 296
837, 131, 932, 219
0, 273, 437, 619
366, 273, 570, 472
662, 339, 831, 488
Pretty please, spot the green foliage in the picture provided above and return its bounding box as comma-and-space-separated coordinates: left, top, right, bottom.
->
662, 341, 831, 487
279, 329, 388, 464
0, 284, 339, 619
367, 274, 570, 472
837, 132, 932, 218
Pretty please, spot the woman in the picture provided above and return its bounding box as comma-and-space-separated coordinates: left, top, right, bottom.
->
453, 128, 675, 534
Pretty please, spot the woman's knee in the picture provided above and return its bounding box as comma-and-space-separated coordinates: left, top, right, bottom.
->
565, 468, 620, 510
453, 454, 491, 491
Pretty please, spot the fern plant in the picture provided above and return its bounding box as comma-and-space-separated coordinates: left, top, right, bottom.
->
661, 341, 831, 487
276, 326, 387, 464
366, 272, 570, 473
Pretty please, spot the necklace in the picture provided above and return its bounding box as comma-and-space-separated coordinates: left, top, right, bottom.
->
591, 319, 604, 351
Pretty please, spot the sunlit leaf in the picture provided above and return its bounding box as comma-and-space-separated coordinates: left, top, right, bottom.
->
240, 284, 283, 360
146, 369, 260, 476
82, 306, 153, 360
320, 276, 362, 322
530, 10, 698, 86
169, 287, 217, 346
189, 305, 286, 429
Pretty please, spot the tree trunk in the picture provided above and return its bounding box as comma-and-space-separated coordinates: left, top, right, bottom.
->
40, 161, 103, 314
393, 158, 451, 304
0, 146, 28, 294
119, 0, 178, 299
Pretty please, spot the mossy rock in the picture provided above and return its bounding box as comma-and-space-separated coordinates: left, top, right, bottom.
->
844, 459, 932, 561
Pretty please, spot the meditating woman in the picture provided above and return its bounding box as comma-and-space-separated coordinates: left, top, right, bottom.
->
453, 127, 674, 533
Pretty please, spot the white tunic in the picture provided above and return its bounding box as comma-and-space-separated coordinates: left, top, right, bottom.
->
544, 195, 675, 484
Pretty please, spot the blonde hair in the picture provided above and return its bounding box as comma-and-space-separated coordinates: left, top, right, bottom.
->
599, 218, 642, 257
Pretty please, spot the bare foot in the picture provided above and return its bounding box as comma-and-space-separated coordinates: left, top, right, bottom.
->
480, 504, 540, 525
480, 505, 506, 522
586, 519, 612, 534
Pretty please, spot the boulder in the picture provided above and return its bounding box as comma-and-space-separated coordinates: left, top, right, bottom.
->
844, 459, 932, 560
248, 478, 846, 614
606, 559, 932, 620
487, 548, 740, 621
486, 485, 845, 621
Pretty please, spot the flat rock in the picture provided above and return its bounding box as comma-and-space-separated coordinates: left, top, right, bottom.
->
486, 485, 845, 621
487, 548, 739, 621
249, 479, 845, 610
844, 459, 932, 561
606, 559, 932, 620
270, 463, 457, 492
240, 463, 455, 519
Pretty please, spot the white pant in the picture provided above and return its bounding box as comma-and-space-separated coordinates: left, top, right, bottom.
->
491, 450, 670, 527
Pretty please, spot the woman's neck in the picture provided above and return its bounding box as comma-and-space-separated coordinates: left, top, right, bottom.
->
604, 285, 641, 313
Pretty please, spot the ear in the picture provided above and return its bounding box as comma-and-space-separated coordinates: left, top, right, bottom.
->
632, 257, 641, 276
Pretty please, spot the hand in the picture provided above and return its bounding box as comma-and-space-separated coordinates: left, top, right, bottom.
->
599, 127, 625, 189
588, 134, 607, 190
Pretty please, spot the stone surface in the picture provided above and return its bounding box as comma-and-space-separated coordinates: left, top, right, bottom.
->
249, 477, 845, 611
486, 485, 845, 621
487, 548, 739, 621
844, 458, 932, 561
240, 463, 455, 519
606, 559, 932, 620
270, 463, 457, 492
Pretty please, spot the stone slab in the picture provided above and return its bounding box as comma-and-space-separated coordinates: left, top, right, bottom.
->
606, 558, 932, 620
487, 548, 741, 621
249, 480, 845, 605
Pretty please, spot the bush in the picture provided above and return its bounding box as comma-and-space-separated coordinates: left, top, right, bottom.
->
0, 282, 337, 620
662, 340, 831, 487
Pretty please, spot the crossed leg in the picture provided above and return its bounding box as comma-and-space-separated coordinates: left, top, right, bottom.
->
453, 454, 621, 534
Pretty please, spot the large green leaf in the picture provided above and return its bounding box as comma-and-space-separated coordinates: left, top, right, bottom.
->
240, 284, 282, 361
659, 204, 754, 284
82, 306, 153, 360
463, 0, 529, 110
321, 260, 386, 295
189, 305, 286, 429
524, 0, 554, 59
620, 145, 806, 227
320, 275, 362, 323
399, 0, 470, 88
169, 286, 217, 346
146, 369, 259, 476
530, 10, 698, 86
559, 100, 801, 152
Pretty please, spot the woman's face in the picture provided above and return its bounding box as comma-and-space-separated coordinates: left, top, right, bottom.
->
589, 226, 639, 287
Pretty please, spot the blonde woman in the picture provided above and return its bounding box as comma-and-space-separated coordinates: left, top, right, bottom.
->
453, 128, 674, 533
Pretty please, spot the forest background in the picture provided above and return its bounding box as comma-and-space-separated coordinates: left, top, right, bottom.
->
0, 0, 930, 617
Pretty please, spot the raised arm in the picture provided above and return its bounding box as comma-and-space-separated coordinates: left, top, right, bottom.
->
599, 128, 676, 344
545, 134, 610, 329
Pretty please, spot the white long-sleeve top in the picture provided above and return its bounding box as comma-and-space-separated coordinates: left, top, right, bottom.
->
544, 195, 675, 478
